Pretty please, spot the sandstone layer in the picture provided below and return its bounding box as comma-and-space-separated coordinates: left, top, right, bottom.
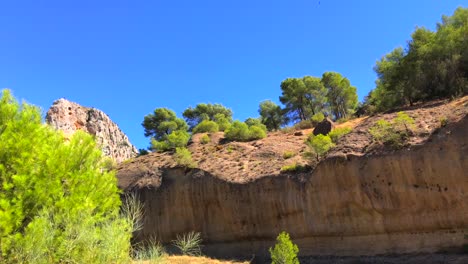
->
46, 98, 138, 163
117, 99, 468, 258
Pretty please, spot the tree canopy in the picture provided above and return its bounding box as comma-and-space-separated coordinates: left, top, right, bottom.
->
182, 103, 233, 129
364, 7, 468, 113
258, 100, 287, 131
321, 72, 358, 120
279, 76, 327, 122
142, 108, 190, 151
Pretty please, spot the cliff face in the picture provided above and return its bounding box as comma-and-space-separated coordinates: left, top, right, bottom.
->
117, 98, 468, 257
46, 98, 138, 163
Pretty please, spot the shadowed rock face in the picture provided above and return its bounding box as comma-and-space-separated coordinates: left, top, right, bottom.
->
46, 98, 138, 163
118, 115, 468, 258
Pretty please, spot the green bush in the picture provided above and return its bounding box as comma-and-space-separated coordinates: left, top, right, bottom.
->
0, 90, 133, 263
369, 111, 415, 148
280, 163, 306, 172
249, 125, 267, 140
328, 127, 352, 143
283, 151, 295, 159
269, 231, 299, 264
192, 120, 219, 134
311, 112, 325, 124
440, 117, 448, 127
225, 121, 267, 142
307, 134, 335, 160
151, 130, 190, 152
214, 113, 231, 131
393, 111, 415, 133
174, 147, 196, 168
200, 134, 211, 144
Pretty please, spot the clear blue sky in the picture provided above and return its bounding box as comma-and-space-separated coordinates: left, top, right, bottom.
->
0, 1, 465, 150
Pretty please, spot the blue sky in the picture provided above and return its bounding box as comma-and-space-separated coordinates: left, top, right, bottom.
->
0, 1, 465, 150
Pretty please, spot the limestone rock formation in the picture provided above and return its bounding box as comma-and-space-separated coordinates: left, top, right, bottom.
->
46, 98, 138, 163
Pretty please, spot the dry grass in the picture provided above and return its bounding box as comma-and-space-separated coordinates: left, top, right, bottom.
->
135, 255, 249, 264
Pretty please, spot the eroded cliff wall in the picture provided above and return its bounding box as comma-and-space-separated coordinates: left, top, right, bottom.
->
119, 117, 467, 257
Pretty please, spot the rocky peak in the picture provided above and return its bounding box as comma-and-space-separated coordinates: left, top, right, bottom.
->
46, 98, 138, 163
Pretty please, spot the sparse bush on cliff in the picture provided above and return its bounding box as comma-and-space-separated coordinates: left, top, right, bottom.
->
307, 134, 335, 160
174, 147, 197, 168
200, 134, 211, 144
328, 127, 352, 143
283, 151, 295, 159
269, 231, 299, 264
369, 111, 415, 148
172, 231, 202, 256
193, 120, 219, 134
280, 163, 306, 172
0, 89, 133, 263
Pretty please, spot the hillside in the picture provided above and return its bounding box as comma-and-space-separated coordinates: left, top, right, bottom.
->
118, 96, 467, 187
116, 96, 468, 259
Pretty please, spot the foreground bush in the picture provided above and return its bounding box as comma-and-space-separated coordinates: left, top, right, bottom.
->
0, 90, 133, 263
269, 231, 299, 264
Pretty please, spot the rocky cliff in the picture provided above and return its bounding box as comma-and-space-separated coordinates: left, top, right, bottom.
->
46, 98, 138, 163
117, 97, 468, 258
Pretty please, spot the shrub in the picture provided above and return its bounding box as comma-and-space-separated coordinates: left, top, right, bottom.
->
369, 111, 415, 148
174, 147, 196, 168
280, 163, 306, 172
440, 117, 448, 127
172, 231, 202, 256
133, 238, 165, 264
393, 111, 415, 134
225, 121, 250, 141
269, 231, 299, 264
0, 89, 133, 263
249, 125, 267, 140
328, 127, 352, 143
152, 130, 190, 152
192, 120, 219, 134
138, 148, 150, 156
200, 134, 210, 144
283, 151, 295, 159
225, 121, 267, 142
214, 113, 231, 131
307, 134, 335, 160
311, 112, 325, 124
